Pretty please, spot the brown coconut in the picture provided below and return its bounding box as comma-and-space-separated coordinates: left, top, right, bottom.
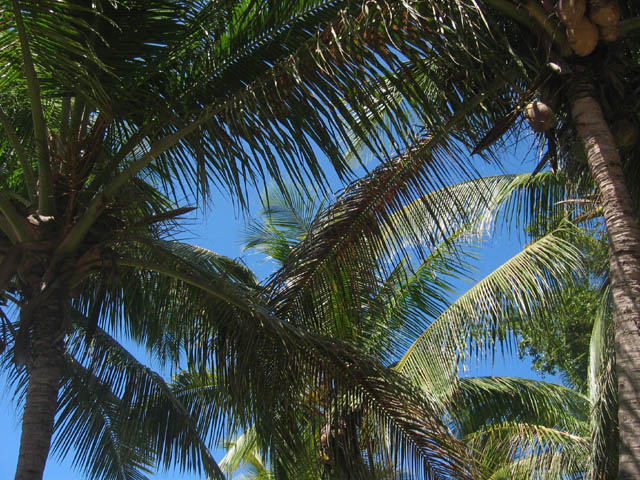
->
599, 24, 619, 42
567, 16, 599, 56
557, 0, 586, 25
525, 101, 555, 132
589, 0, 621, 26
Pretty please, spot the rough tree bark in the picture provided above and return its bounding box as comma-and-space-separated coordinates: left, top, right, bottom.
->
571, 88, 640, 480
14, 304, 65, 480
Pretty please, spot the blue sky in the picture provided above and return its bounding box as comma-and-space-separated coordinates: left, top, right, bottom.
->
0, 148, 564, 479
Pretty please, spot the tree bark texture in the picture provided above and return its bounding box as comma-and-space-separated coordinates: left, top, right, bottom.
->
572, 94, 640, 480
14, 304, 65, 480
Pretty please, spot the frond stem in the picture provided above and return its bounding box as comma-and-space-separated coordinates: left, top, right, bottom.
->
60, 97, 71, 140
485, 0, 573, 57
11, 0, 53, 214
619, 17, 640, 37
55, 107, 214, 257
115, 257, 260, 316
68, 98, 85, 143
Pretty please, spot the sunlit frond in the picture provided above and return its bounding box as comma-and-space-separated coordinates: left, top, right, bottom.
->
396, 222, 585, 394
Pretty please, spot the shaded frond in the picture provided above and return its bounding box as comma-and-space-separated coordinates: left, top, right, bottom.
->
57, 322, 224, 480
467, 421, 589, 480
450, 377, 589, 438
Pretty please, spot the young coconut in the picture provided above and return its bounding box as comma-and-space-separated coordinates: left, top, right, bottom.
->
589, 0, 621, 26
525, 101, 556, 132
557, 0, 586, 25
566, 16, 599, 56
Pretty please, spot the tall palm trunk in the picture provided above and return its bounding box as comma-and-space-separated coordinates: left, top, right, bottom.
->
571, 85, 640, 480
14, 303, 65, 480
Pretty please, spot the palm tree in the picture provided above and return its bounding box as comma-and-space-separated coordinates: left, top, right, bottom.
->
172, 184, 481, 479
335, 168, 618, 478
218, 171, 614, 479
0, 1, 491, 478
311, 2, 640, 474
395, 219, 616, 479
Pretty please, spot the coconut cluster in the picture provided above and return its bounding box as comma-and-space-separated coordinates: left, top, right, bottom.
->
556, 0, 621, 56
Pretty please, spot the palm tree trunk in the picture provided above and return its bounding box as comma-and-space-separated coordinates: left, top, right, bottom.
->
571, 91, 640, 480
14, 305, 65, 480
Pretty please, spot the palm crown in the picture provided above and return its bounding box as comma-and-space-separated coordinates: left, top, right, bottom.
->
219, 170, 614, 479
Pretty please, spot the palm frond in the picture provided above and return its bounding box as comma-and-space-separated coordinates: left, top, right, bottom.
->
265, 153, 499, 331
2, 0, 514, 209
103, 239, 476, 478
396, 222, 585, 394
588, 284, 618, 479
467, 421, 589, 480
450, 377, 589, 438
55, 357, 156, 480
57, 320, 225, 480
242, 185, 328, 264
219, 426, 264, 476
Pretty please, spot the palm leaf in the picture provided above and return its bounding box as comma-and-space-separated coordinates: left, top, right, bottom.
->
107, 239, 476, 478
450, 377, 589, 438
588, 285, 618, 479
57, 321, 225, 480
467, 421, 589, 479
396, 222, 585, 394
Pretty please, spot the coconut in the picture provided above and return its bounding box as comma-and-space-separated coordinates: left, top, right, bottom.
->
599, 24, 619, 42
612, 119, 639, 147
589, 0, 621, 26
316, 451, 330, 464
566, 16, 599, 56
320, 432, 329, 449
525, 101, 556, 132
557, 0, 586, 25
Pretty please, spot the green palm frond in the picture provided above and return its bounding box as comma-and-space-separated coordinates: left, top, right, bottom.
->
106, 239, 474, 478
396, 221, 584, 394
451, 377, 589, 438
370, 241, 474, 366
57, 321, 224, 480
265, 155, 499, 331
588, 285, 618, 479
266, 168, 581, 339
2, 0, 499, 209
484, 171, 588, 234
467, 421, 589, 480
243, 185, 328, 264
55, 358, 156, 480
219, 426, 265, 477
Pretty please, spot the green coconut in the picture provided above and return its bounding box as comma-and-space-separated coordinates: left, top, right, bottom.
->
566, 16, 599, 56
525, 101, 556, 132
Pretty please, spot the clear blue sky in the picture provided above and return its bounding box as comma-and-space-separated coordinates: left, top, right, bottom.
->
1, 149, 563, 479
